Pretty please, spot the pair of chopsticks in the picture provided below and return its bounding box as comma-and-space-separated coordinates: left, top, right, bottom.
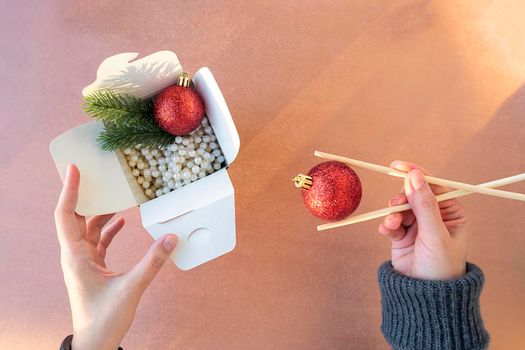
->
314, 151, 525, 231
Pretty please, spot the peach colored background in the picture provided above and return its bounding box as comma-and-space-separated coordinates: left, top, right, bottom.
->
1, 1, 524, 349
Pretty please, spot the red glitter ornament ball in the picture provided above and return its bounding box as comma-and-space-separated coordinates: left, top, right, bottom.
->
153, 73, 205, 136
301, 161, 362, 221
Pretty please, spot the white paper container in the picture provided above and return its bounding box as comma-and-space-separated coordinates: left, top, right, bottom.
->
49, 51, 240, 270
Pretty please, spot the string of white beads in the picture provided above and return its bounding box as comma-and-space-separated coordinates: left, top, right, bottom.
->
124, 117, 226, 200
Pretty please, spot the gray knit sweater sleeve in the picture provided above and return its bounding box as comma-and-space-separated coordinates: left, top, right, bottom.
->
378, 261, 489, 350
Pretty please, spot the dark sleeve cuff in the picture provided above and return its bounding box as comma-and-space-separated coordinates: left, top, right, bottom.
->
378, 261, 489, 350
60, 335, 123, 350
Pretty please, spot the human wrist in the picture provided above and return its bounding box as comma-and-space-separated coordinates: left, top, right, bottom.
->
72, 329, 123, 350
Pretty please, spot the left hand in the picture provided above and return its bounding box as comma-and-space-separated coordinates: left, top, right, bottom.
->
55, 164, 178, 350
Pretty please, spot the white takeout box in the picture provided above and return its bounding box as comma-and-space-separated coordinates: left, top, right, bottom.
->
50, 51, 240, 270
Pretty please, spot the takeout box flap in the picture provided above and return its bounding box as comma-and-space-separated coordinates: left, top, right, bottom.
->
193, 67, 240, 165
49, 121, 138, 216
82, 51, 183, 98
140, 168, 234, 225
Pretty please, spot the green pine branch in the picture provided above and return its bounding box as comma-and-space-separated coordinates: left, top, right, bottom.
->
83, 90, 177, 151
84, 90, 152, 124
97, 119, 176, 151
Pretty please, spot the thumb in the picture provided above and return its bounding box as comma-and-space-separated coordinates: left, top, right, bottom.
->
125, 234, 178, 291
404, 169, 444, 232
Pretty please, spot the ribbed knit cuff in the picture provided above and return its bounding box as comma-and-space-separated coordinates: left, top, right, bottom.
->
378, 261, 489, 350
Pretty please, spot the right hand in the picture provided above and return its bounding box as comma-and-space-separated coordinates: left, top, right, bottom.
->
377, 161, 468, 280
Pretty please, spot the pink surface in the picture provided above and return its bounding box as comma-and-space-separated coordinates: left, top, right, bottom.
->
1, 1, 524, 349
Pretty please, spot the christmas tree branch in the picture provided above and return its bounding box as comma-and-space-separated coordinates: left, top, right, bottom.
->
84, 90, 152, 124
97, 119, 175, 151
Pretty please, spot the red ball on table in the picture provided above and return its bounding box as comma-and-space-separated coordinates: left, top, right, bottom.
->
153, 72, 205, 136
299, 161, 362, 221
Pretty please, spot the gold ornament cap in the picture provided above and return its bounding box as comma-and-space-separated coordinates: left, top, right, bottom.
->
293, 174, 313, 190
177, 72, 191, 87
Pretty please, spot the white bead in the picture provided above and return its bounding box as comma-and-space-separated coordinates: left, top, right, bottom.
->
176, 163, 182, 171
188, 150, 197, 158
148, 159, 158, 167
194, 156, 202, 165
145, 154, 153, 160
151, 170, 160, 178
154, 178, 163, 187
207, 167, 215, 174
162, 173, 172, 182
198, 171, 206, 179
201, 118, 208, 126
157, 158, 165, 165
175, 136, 183, 144
197, 148, 205, 156
155, 189, 163, 197
187, 161, 194, 168
210, 135, 216, 142
203, 135, 211, 143
162, 186, 171, 194
209, 142, 217, 150
178, 149, 186, 157
190, 174, 198, 181
204, 126, 213, 135
158, 164, 167, 171
182, 139, 190, 146
216, 155, 225, 163
183, 179, 191, 185
142, 181, 151, 189
141, 148, 150, 156
131, 155, 139, 162
151, 149, 160, 156
143, 169, 152, 178
132, 169, 140, 177
209, 155, 215, 162
167, 179, 176, 189
212, 149, 221, 157
124, 148, 132, 155
173, 172, 182, 181
182, 169, 191, 179
174, 181, 182, 189
192, 165, 200, 174
203, 152, 211, 160
197, 129, 204, 136
201, 160, 210, 169
194, 136, 202, 144
134, 144, 142, 149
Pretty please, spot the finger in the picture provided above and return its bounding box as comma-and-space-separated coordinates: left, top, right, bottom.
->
388, 191, 416, 227
86, 213, 116, 244
391, 223, 418, 250
383, 212, 403, 230
404, 169, 448, 237
54, 164, 83, 246
378, 222, 407, 242
390, 160, 430, 175
97, 217, 125, 258
391, 160, 453, 195
124, 234, 178, 292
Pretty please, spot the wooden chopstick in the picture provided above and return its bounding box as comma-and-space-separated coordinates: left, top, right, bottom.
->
317, 173, 525, 231
314, 151, 525, 202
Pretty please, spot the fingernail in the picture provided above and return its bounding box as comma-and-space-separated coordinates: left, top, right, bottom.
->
411, 170, 427, 190
162, 235, 177, 253
389, 194, 403, 205
390, 161, 408, 171
65, 164, 72, 180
